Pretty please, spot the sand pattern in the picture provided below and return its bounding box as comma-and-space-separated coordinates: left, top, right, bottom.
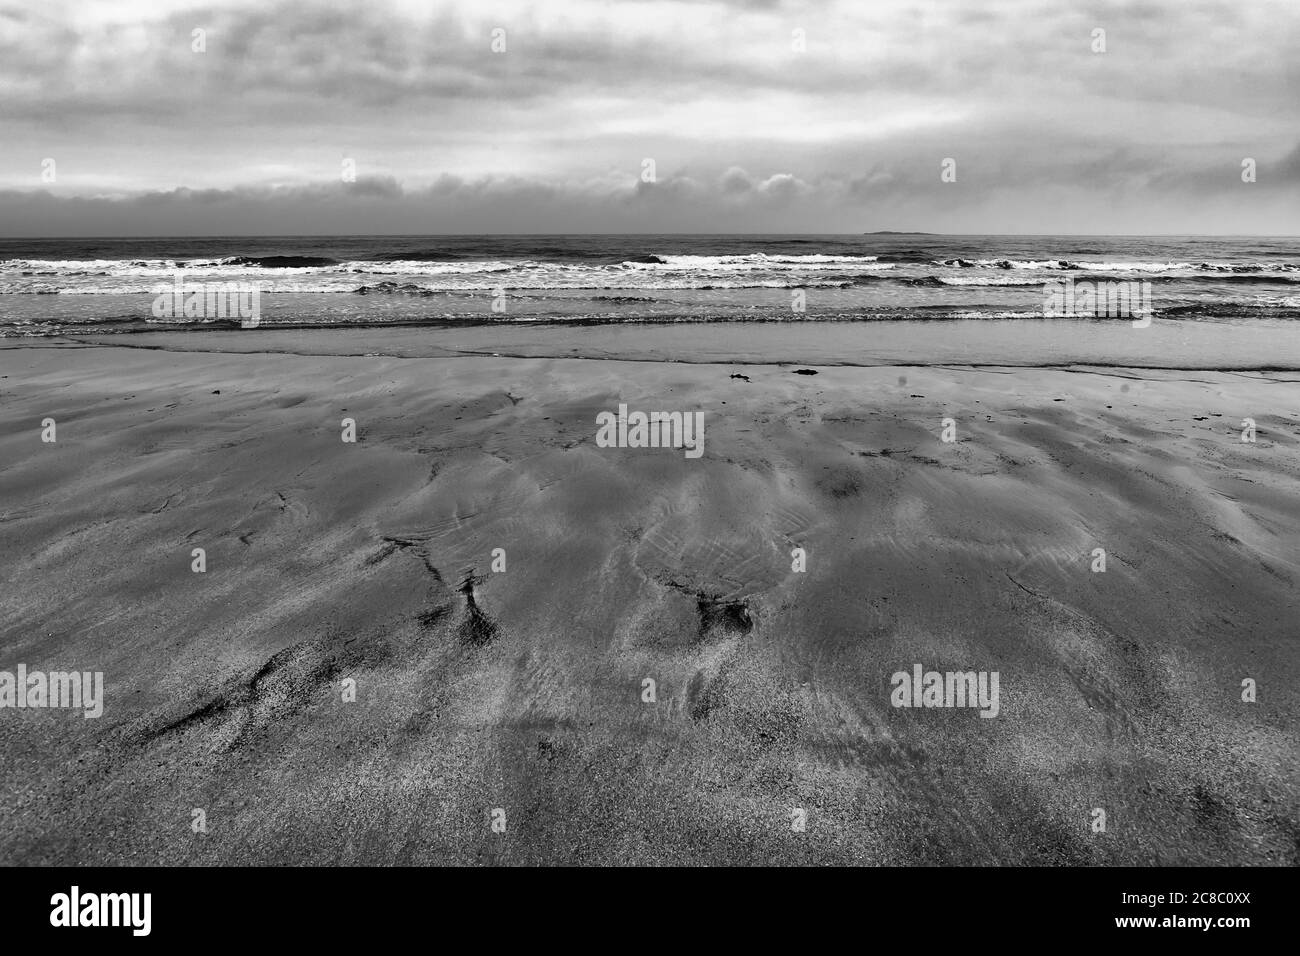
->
1, 337, 1297, 864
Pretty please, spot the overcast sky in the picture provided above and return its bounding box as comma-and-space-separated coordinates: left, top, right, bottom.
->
1, 0, 1297, 235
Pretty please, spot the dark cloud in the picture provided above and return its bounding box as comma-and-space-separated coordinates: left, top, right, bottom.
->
3, 142, 1297, 236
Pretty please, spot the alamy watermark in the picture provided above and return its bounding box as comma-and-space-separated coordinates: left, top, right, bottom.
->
152, 273, 261, 328
1044, 277, 1152, 327
0, 665, 104, 718
50, 887, 150, 936
890, 663, 1000, 718
595, 403, 704, 459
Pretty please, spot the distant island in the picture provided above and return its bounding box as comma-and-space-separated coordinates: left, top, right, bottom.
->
863, 230, 936, 235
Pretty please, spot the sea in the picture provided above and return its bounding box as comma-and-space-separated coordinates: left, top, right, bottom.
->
0, 234, 1297, 337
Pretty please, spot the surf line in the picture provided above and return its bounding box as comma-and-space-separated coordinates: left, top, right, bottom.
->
595, 403, 704, 459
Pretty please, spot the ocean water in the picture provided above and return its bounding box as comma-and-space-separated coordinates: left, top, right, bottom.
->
0, 234, 1297, 337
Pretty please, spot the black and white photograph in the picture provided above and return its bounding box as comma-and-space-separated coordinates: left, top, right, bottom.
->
0, 0, 1294, 933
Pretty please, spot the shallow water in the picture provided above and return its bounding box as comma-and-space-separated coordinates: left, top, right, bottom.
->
57, 317, 1300, 372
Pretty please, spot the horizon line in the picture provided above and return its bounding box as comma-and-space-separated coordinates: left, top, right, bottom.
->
2, 232, 1298, 241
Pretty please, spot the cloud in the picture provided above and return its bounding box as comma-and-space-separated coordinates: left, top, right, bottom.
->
1, 0, 1297, 232
3, 148, 1298, 236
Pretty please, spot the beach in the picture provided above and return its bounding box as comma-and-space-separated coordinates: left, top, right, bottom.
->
1, 325, 1296, 865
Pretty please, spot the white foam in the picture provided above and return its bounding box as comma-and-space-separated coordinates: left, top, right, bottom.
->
622, 253, 887, 270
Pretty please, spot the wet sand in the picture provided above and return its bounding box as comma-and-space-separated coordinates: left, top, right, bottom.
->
1, 329, 1297, 865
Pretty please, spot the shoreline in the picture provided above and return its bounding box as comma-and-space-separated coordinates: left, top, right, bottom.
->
5, 316, 1300, 371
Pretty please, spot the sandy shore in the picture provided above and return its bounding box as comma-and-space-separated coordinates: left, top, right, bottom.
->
1, 333, 1297, 865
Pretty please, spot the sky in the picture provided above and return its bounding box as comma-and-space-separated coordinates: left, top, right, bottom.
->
0, 0, 1297, 235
